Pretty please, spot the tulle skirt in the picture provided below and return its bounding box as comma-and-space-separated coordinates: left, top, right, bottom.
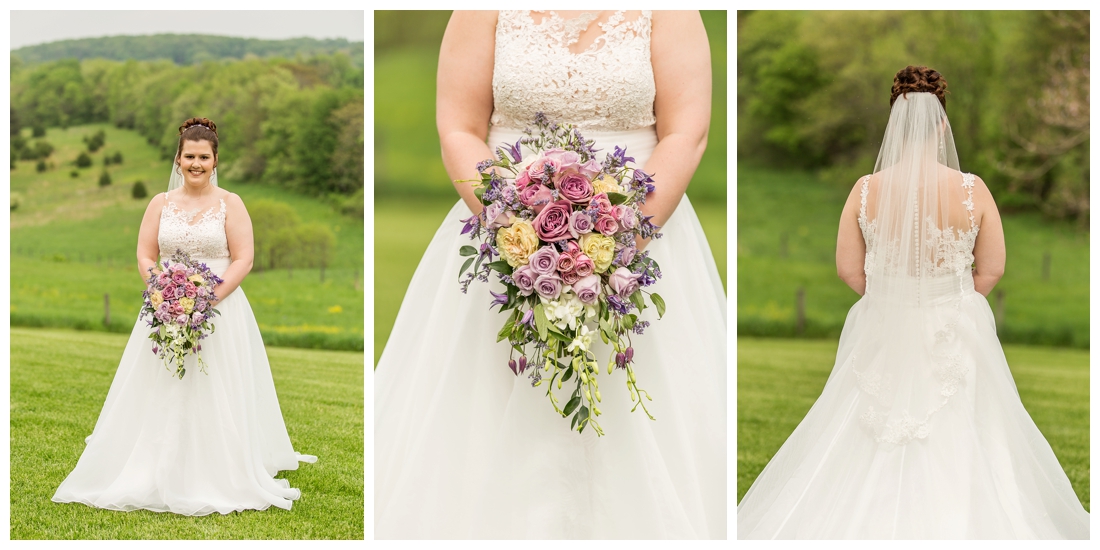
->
737, 275, 1089, 539
52, 258, 316, 516
375, 126, 727, 539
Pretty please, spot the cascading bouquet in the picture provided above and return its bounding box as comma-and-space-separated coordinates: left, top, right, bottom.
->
140, 249, 223, 379
458, 113, 664, 436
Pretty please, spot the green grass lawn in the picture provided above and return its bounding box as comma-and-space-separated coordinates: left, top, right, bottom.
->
737, 166, 1090, 348
10, 124, 364, 350
736, 336, 1090, 511
9, 327, 364, 539
373, 195, 726, 365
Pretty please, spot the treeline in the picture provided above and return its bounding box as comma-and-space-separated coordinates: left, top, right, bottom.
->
12, 34, 364, 67
738, 10, 1089, 225
10, 54, 364, 205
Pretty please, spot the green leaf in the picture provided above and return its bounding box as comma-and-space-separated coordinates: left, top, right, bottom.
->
474, 186, 485, 201
561, 367, 573, 383
571, 411, 580, 430
622, 314, 636, 330
629, 290, 646, 311
459, 245, 478, 257
606, 191, 633, 205
651, 292, 666, 319
577, 406, 590, 432
534, 303, 549, 341
486, 260, 513, 274
563, 395, 581, 416
497, 316, 516, 342
458, 257, 474, 279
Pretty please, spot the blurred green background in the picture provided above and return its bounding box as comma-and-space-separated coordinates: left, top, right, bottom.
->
10, 35, 365, 349
736, 10, 1089, 509
374, 11, 729, 364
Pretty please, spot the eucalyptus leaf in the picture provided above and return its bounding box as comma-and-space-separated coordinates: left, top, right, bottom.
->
651, 292, 666, 319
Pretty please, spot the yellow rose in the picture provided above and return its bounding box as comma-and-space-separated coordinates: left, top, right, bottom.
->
592, 174, 622, 195
150, 290, 164, 308
188, 274, 204, 284
178, 296, 195, 314
580, 233, 616, 273
496, 219, 539, 267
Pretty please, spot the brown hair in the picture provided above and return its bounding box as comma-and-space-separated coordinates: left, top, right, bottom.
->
175, 117, 219, 165
890, 65, 948, 110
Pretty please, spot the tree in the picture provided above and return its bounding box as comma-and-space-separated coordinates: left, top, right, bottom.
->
99, 169, 111, 186
248, 199, 301, 271
75, 152, 92, 168
132, 180, 148, 199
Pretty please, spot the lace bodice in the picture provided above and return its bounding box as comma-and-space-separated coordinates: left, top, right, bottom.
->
158, 198, 230, 260
858, 173, 979, 279
491, 10, 656, 132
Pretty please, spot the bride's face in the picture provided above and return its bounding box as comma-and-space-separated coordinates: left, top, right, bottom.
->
178, 140, 217, 187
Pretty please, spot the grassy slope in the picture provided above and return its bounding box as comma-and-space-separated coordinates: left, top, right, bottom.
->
10, 124, 364, 349
9, 327, 364, 539
736, 337, 1090, 511
736, 166, 1090, 347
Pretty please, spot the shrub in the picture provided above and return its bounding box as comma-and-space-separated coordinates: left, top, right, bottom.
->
84, 129, 106, 153
31, 125, 46, 138
112, 151, 123, 164
98, 169, 111, 187
10, 193, 21, 211
131, 180, 148, 199
75, 152, 92, 168
70, 170, 79, 178
36, 160, 47, 172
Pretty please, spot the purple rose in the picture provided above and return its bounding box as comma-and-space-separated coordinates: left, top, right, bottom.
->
616, 244, 638, 267
572, 274, 602, 305
574, 254, 595, 278
155, 310, 172, 324
175, 314, 190, 325
608, 267, 641, 297
191, 311, 204, 327
519, 184, 553, 213
528, 246, 560, 275
595, 214, 619, 236
568, 211, 594, 238
578, 159, 602, 179
484, 201, 512, 230
534, 273, 563, 300
195, 298, 208, 312
513, 265, 537, 296
501, 184, 517, 203
532, 200, 573, 242
557, 172, 593, 204
614, 204, 637, 231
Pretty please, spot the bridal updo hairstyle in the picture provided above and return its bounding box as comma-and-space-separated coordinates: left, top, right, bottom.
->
890, 65, 948, 110
175, 117, 219, 166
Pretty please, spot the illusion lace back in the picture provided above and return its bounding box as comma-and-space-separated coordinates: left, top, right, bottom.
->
158, 198, 231, 260
492, 10, 656, 132
52, 192, 315, 516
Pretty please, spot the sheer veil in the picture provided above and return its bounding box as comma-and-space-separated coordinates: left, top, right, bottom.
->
863, 92, 969, 301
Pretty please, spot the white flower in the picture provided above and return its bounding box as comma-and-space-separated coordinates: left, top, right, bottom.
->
566, 325, 594, 354
546, 291, 585, 331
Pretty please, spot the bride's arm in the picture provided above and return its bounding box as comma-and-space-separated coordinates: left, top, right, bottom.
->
210, 193, 254, 305
639, 11, 712, 246
971, 175, 1005, 296
136, 193, 167, 283
437, 10, 498, 215
836, 179, 868, 296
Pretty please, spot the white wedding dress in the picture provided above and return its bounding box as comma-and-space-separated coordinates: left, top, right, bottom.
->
375, 10, 726, 539
737, 159, 1090, 536
53, 196, 316, 516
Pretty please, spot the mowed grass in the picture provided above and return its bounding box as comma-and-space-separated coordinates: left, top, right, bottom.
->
10, 124, 364, 350
737, 166, 1090, 347
736, 337, 1090, 511
9, 328, 364, 539
374, 196, 727, 365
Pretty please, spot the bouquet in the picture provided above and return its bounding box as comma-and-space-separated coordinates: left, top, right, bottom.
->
458, 113, 665, 436
140, 250, 223, 379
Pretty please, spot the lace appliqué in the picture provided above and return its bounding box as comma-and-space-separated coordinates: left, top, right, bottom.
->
491, 10, 656, 132
859, 173, 980, 278
158, 199, 230, 260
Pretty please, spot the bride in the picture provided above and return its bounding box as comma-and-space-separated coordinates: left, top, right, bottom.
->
737, 66, 1089, 539
375, 11, 726, 539
52, 117, 316, 516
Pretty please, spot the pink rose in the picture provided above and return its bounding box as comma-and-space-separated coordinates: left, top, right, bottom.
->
515, 170, 532, 189
544, 148, 581, 177
568, 211, 594, 238
572, 274, 602, 305
527, 155, 560, 183
595, 214, 619, 236
574, 254, 595, 278
518, 184, 553, 213
171, 271, 187, 285
578, 159, 602, 179
557, 172, 593, 204
556, 250, 577, 273
157, 273, 171, 288
560, 268, 582, 285
528, 246, 560, 275
614, 205, 637, 231
608, 267, 641, 297
162, 285, 177, 300
170, 302, 184, 315
590, 193, 613, 215
532, 200, 573, 242
512, 264, 537, 296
